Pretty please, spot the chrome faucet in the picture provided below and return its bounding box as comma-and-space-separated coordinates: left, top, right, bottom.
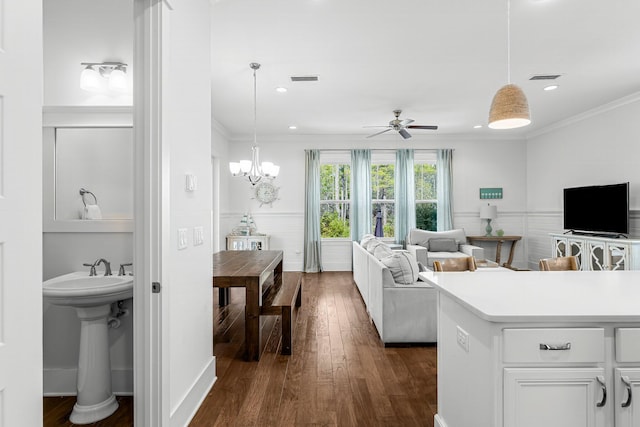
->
118, 262, 133, 276
97, 259, 112, 276
82, 260, 99, 276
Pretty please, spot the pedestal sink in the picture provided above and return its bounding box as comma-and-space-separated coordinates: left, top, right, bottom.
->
43, 271, 133, 424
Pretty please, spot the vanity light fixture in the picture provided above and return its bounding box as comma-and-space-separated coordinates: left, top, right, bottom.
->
80, 62, 128, 92
488, 0, 531, 130
229, 63, 280, 185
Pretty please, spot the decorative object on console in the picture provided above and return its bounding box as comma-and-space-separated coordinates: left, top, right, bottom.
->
229, 63, 280, 185
488, 0, 531, 130
232, 212, 257, 236
80, 62, 128, 92
254, 181, 279, 207
496, 229, 505, 237
480, 204, 497, 236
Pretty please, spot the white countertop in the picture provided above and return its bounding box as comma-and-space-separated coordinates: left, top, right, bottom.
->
418, 270, 640, 323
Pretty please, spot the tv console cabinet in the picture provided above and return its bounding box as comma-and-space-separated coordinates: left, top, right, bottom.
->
550, 233, 640, 271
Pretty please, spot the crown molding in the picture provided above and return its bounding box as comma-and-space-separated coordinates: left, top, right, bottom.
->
526, 91, 640, 139
211, 117, 231, 140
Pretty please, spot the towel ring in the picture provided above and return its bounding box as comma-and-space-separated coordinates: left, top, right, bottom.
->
79, 188, 98, 207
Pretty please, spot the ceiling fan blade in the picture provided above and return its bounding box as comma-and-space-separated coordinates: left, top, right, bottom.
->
398, 128, 412, 139
406, 125, 438, 130
399, 118, 415, 126
366, 128, 392, 138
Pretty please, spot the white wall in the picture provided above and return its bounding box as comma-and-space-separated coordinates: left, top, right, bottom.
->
221, 134, 529, 270
163, 1, 215, 422
43, 0, 133, 106
42, 0, 135, 394
526, 94, 640, 269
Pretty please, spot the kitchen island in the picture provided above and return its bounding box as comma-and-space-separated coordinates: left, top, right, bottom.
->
418, 270, 640, 427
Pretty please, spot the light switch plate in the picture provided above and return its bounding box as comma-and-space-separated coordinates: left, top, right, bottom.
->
193, 226, 204, 246
178, 228, 188, 250
185, 174, 197, 192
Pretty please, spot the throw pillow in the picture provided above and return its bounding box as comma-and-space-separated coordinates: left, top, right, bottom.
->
373, 242, 394, 260
381, 250, 419, 285
360, 234, 376, 250
428, 238, 458, 252
366, 239, 386, 254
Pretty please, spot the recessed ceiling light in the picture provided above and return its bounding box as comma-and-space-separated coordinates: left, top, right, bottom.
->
474, 125, 483, 129
276, 87, 287, 93
288, 125, 297, 130
544, 85, 559, 91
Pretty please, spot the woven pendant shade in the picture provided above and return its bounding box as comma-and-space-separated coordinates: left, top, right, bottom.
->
488, 83, 531, 129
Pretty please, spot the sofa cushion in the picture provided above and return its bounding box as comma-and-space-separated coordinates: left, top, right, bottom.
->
428, 238, 458, 252
367, 239, 387, 254
409, 228, 467, 247
360, 234, 377, 250
380, 250, 419, 285
373, 242, 394, 259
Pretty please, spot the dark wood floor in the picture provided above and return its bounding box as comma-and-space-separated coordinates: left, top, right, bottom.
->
44, 271, 437, 426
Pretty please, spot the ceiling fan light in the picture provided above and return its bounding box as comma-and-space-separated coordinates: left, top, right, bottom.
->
488, 84, 531, 129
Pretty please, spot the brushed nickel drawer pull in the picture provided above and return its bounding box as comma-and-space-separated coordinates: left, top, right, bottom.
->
539, 342, 572, 351
622, 376, 633, 408
597, 376, 607, 408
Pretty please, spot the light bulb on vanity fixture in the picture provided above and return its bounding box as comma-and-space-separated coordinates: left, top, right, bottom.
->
80, 62, 128, 93
488, 0, 531, 130
229, 63, 280, 185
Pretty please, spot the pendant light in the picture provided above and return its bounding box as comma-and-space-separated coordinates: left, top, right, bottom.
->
488, 0, 531, 130
229, 63, 280, 185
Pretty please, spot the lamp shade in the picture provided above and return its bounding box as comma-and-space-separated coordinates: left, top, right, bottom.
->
480, 205, 497, 220
108, 67, 127, 92
488, 84, 531, 129
80, 66, 101, 92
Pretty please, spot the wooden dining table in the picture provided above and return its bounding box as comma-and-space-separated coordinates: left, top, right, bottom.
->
212, 250, 283, 361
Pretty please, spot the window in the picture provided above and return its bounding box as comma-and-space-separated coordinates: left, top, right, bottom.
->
371, 157, 395, 238
319, 150, 438, 238
320, 162, 351, 238
415, 152, 437, 231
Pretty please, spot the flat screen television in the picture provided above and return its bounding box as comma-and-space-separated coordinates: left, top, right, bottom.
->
563, 182, 629, 236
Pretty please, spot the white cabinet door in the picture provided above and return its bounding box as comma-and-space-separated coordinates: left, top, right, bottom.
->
504, 368, 607, 427
607, 243, 629, 271
615, 368, 640, 427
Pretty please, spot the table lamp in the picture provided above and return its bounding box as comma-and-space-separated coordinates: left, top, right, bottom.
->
480, 204, 497, 236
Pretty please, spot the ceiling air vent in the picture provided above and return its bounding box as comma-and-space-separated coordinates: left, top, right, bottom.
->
290, 75, 319, 82
529, 74, 562, 81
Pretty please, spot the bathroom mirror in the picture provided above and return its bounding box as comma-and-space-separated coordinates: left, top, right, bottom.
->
43, 125, 134, 232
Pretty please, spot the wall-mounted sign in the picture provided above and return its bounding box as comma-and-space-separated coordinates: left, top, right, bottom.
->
480, 187, 503, 199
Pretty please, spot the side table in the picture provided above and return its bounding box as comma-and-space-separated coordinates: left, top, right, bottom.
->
467, 235, 522, 269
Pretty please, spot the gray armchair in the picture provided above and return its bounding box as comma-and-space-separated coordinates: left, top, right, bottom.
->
406, 228, 485, 269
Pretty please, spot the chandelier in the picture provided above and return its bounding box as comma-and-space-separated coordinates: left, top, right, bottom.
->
229, 63, 280, 185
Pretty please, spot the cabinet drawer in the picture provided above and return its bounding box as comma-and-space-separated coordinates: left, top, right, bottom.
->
616, 328, 640, 362
503, 328, 604, 363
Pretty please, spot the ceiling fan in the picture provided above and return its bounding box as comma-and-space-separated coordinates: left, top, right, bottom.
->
365, 109, 438, 139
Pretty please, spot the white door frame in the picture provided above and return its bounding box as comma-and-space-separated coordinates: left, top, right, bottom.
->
133, 0, 167, 424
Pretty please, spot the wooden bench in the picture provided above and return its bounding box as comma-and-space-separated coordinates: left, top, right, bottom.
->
261, 271, 302, 355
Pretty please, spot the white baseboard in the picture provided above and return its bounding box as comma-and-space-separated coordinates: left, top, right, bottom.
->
434, 414, 447, 427
169, 356, 217, 427
43, 368, 133, 396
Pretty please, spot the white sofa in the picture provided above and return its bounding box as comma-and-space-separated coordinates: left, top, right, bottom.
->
406, 228, 485, 269
352, 240, 437, 344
